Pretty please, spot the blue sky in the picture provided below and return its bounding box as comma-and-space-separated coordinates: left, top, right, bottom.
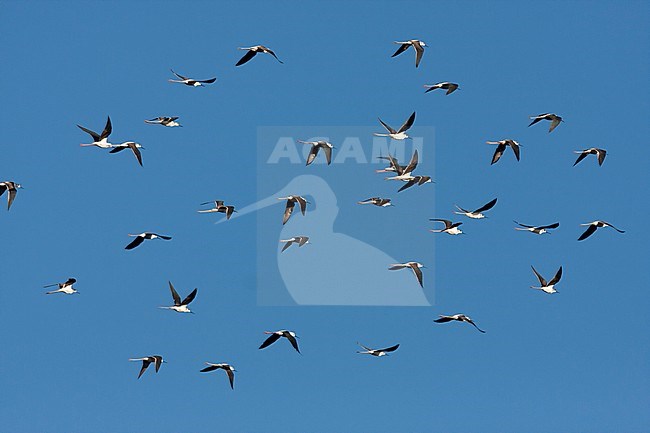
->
1, 1, 649, 432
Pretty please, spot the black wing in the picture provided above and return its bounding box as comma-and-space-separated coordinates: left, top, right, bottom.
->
259, 333, 281, 350
509, 141, 521, 161
528, 116, 543, 127
200, 365, 220, 373
181, 288, 198, 306
137, 360, 151, 379
295, 196, 307, 215
109, 146, 125, 153
391, 43, 410, 58
431, 218, 453, 229
604, 221, 625, 233
282, 200, 295, 225
467, 320, 486, 333
411, 265, 423, 287
398, 179, 417, 192
573, 151, 589, 166
77, 124, 100, 142
170, 69, 188, 80
154, 234, 172, 240
125, 235, 145, 250
379, 344, 400, 353
100, 116, 112, 140
306, 145, 319, 166
7, 189, 17, 210
434, 316, 453, 323
474, 198, 497, 213
129, 143, 143, 166
153, 356, 163, 372
531, 266, 548, 287
597, 149, 607, 166
403, 149, 419, 173
578, 224, 597, 241
321, 145, 332, 165
491, 144, 505, 165
168, 281, 181, 305
236, 50, 257, 66
540, 222, 560, 230
266, 49, 283, 64
285, 333, 301, 353
226, 368, 235, 389
378, 117, 397, 134
548, 266, 563, 286
414, 43, 424, 68
198, 77, 217, 84
397, 111, 416, 133
513, 220, 534, 228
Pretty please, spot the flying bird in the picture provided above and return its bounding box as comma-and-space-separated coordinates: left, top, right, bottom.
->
278, 195, 308, 225
486, 139, 521, 165
144, 116, 181, 127
356, 342, 400, 357
528, 113, 563, 133
280, 236, 310, 252
454, 198, 497, 219
578, 221, 625, 241
125, 232, 172, 250
78, 116, 113, 148
43, 278, 78, 295
389, 262, 424, 287
236, 45, 283, 66
430, 218, 463, 235
391, 40, 426, 68
357, 197, 393, 207
424, 82, 459, 95
110, 142, 144, 166
374, 111, 416, 140
530, 266, 563, 294
298, 140, 334, 165
573, 148, 607, 166
200, 363, 236, 389
258, 330, 300, 353
514, 221, 559, 235
384, 150, 420, 181
375, 156, 406, 173
168, 69, 216, 87
129, 355, 165, 379
198, 200, 236, 220
0, 181, 22, 210
434, 314, 486, 333
159, 281, 197, 313
383, 150, 433, 192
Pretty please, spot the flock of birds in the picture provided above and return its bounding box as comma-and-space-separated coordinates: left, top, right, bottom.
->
2, 38, 625, 391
